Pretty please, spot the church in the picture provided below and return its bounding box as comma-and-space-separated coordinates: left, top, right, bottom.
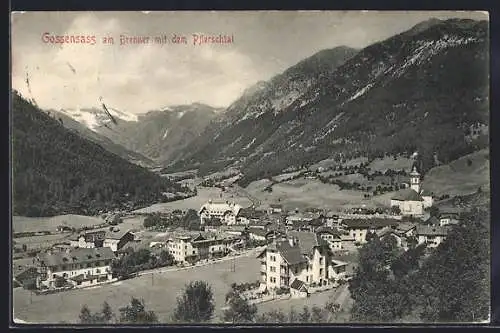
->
390, 164, 433, 216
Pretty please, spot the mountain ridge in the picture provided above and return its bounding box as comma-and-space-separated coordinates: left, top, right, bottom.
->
166, 18, 489, 186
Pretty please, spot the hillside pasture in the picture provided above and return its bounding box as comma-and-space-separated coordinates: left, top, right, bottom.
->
423, 149, 489, 196
13, 215, 104, 233
367, 156, 414, 173
134, 187, 253, 214
245, 179, 365, 211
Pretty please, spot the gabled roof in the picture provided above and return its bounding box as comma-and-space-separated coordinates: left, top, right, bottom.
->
105, 229, 133, 240
424, 216, 440, 226
396, 222, 417, 233
315, 227, 341, 237
391, 188, 424, 201
270, 204, 283, 209
309, 218, 325, 227
416, 225, 449, 237
287, 231, 328, 254
276, 241, 308, 265
39, 247, 115, 267
290, 278, 307, 291
341, 218, 399, 229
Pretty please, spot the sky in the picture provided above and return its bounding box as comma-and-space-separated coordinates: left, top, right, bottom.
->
11, 11, 488, 114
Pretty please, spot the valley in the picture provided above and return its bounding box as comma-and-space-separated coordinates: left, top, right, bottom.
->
11, 13, 490, 325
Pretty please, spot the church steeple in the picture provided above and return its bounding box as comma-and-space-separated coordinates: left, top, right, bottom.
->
410, 164, 420, 193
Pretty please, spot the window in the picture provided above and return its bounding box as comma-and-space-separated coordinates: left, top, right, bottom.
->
270, 277, 276, 283
270, 266, 276, 273
270, 255, 276, 262
86, 263, 91, 268
306, 276, 309, 282
320, 268, 323, 276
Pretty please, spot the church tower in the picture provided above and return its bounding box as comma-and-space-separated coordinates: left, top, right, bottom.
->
410, 164, 421, 193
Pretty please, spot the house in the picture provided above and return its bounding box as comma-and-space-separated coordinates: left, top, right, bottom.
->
341, 218, 399, 243
166, 233, 233, 264
236, 208, 266, 225
199, 200, 242, 225
103, 229, 135, 252
438, 208, 461, 226
285, 212, 317, 226
268, 204, 284, 214
390, 165, 433, 216
329, 259, 348, 280
69, 230, 106, 249
56, 225, 72, 232
324, 212, 340, 227
256, 231, 332, 295
376, 222, 417, 249
423, 216, 440, 226
416, 225, 450, 248
35, 247, 116, 289
315, 227, 342, 251
248, 220, 272, 230
290, 278, 309, 298
248, 227, 268, 242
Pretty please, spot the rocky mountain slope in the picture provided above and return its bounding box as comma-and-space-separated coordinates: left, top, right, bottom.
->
167, 19, 489, 186
12, 92, 190, 217
66, 103, 222, 165
49, 109, 155, 167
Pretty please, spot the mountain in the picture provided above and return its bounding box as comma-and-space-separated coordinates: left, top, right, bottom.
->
57, 106, 139, 131
48, 109, 155, 167
12, 91, 191, 217
167, 18, 489, 186
93, 103, 221, 164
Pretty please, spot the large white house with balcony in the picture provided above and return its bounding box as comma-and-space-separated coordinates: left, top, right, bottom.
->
35, 247, 116, 289
166, 233, 237, 264
199, 200, 242, 225
257, 231, 337, 297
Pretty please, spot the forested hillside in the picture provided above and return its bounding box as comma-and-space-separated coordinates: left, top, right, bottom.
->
167, 19, 489, 186
12, 92, 190, 217
349, 208, 489, 323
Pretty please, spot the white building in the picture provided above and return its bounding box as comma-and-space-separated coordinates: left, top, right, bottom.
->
416, 225, 449, 248
35, 247, 116, 289
103, 229, 135, 252
199, 200, 242, 225
390, 165, 433, 216
257, 231, 334, 297
166, 233, 235, 264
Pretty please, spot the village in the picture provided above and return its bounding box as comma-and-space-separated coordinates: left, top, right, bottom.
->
12, 161, 466, 322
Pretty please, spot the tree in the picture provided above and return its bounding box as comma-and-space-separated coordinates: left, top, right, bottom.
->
391, 205, 401, 215
79, 305, 93, 324
223, 289, 257, 323
414, 209, 490, 322
159, 250, 174, 266
101, 301, 114, 323
429, 206, 440, 218
119, 297, 158, 324
172, 281, 215, 323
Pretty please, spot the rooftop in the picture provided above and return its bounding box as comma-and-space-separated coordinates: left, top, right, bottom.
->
341, 218, 399, 229
391, 188, 424, 201
416, 225, 450, 237
39, 247, 115, 267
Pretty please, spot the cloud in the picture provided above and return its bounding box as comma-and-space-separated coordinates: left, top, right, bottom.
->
12, 11, 488, 114
12, 13, 263, 113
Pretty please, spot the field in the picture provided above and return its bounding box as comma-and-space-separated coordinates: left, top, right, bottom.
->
422, 149, 489, 196
245, 178, 385, 211
256, 284, 353, 323
12, 215, 104, 233
367, 156, 414, 173
13, 252, 262, 324
133, 187, 253, 214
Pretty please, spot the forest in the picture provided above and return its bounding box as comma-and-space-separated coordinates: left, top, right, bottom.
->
12, 91, 189, 217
